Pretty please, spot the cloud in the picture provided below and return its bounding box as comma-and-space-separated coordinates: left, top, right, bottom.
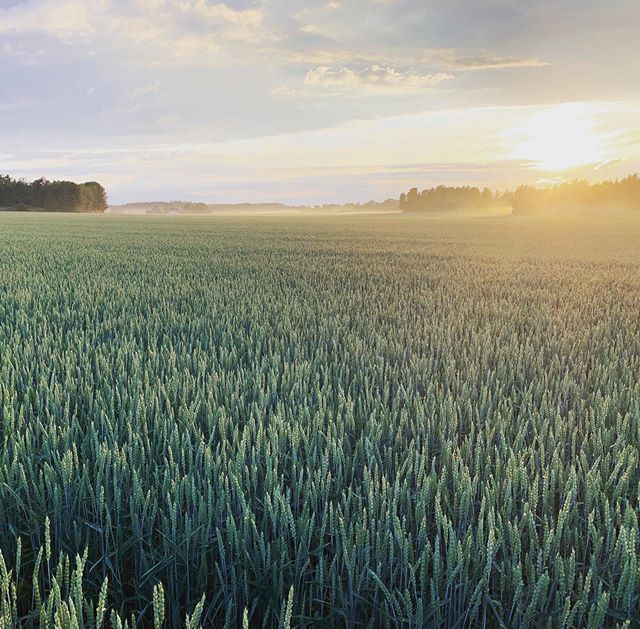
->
0, 0, 271, 48
304, 65, 453, 92
595, 158, 624, 170
281, 46, 547, 71
127, 82, 161, 98
448, 54, 549, 70
0, 0, 96, 40
170, 1, 270, 41
272, 85, 300, 96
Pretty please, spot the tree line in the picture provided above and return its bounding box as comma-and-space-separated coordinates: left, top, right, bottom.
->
400, 185, 509, 213
400, 175, 640, 214
0, 174, 108, 213
511, 175, 640, 214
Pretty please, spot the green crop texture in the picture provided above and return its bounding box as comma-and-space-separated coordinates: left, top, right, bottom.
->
0, 214, 639, 627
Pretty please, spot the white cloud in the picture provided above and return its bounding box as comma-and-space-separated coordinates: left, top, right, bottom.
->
0, 0, 271, 47
272, 85, 300, 96
304, 65, 453, 92
449, 54, 549, 70
0, 0, 96, 40
595, 158, 624, 170
127, 82, 161, 98
282, 47, 547, 71
170, 1, 271, 41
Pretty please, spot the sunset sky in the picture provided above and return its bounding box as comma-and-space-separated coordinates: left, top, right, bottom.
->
1, 0, 639, 204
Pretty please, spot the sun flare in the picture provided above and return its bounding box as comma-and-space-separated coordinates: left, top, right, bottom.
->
507, 103, 608, 171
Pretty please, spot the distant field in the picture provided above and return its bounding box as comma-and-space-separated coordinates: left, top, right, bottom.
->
0, 212, 639, 627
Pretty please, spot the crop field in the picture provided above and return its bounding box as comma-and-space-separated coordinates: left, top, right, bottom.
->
0, 213, 639, 628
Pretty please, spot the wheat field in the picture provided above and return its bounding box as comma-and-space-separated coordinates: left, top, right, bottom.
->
0, 213, 639, 627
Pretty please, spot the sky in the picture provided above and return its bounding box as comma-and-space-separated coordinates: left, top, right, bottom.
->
1, 0, 639, 205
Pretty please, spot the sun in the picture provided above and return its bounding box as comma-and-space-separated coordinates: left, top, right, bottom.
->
506, 103, 607, 171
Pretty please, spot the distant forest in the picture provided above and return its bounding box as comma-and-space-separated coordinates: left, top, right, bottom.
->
0, 175, 108, 213
111, 199, 400, 214
511, 175, 640, 214
400, 175, 640, 214
400, 186, 510, 213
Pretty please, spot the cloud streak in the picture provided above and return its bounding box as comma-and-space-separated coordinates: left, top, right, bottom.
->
283, 47, 548, 70
303, 65, 453, 92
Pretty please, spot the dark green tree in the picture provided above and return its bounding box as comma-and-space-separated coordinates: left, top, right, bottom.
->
0, 175, 108, 212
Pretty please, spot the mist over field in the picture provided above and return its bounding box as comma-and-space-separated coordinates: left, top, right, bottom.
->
106, 201, 401, 217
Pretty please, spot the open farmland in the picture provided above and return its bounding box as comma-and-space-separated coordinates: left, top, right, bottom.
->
0, 213, 639, 627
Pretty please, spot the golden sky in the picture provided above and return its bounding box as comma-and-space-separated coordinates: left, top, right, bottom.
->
1, 0, 639, 203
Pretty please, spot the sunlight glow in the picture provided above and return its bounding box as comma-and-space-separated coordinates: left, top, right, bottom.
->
506, 103, 608, 171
